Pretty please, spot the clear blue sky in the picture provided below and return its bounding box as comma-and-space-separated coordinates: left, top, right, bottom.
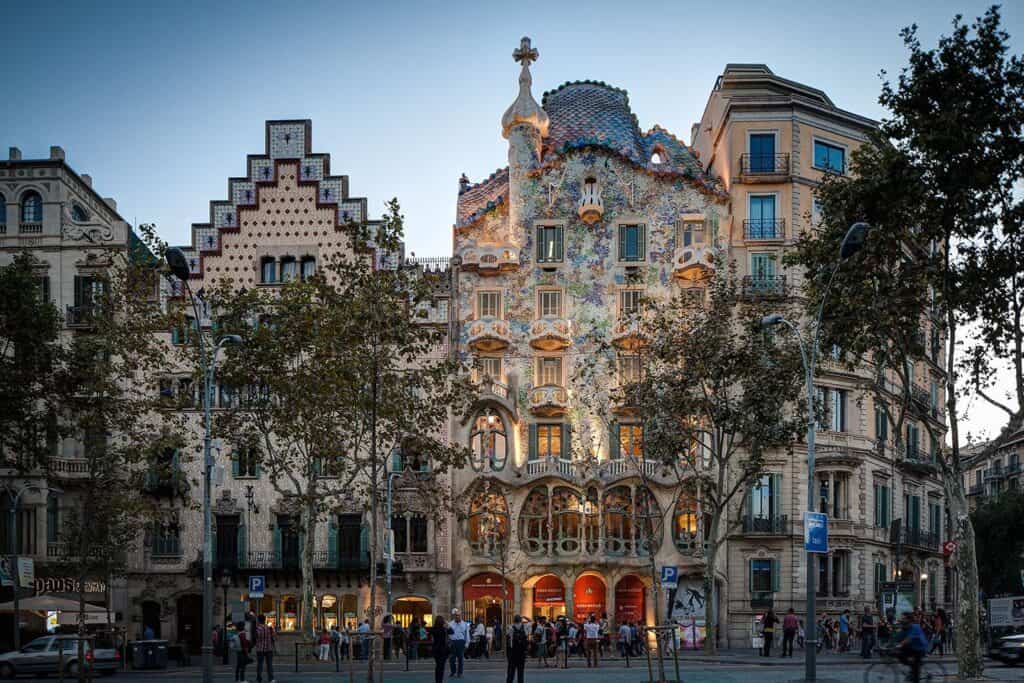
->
4, 0, 1021, 440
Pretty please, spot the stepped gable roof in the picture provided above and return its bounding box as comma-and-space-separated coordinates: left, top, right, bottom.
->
456, 167, 509, 229
540, 81, 718, 191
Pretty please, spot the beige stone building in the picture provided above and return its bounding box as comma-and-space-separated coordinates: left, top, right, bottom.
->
693, 64, 950, 646
0, 146, 144, 645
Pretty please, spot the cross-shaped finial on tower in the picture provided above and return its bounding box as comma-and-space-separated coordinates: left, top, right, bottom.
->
513, 36, 538, 66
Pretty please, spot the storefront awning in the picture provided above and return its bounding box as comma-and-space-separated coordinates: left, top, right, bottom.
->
0, 596, 106, 613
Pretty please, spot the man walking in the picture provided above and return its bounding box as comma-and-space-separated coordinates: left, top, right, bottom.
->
839, 610, 851, 653
506, 615, 529, 683
254, 614, 276, 683
583, 614, 601, 667
617, 620, 632, 657
781, 608, 798, 657
448, 608, 470, 678
860, 606, 877, 658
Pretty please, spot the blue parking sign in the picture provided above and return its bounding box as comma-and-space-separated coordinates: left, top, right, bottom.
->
804, 512, 829, 553
249, 575, 265, 599
660, 566, 678, 589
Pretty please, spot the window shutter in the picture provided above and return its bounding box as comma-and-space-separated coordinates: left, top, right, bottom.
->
748, 559, 755, 593
771, 559, 781, 592
312, 458, 322, 477
555, 227, 563, 260
359, 524, 370, 562
746, 487, 753, 521
618, 227, 626, 260
237, 523, 246, 567
392, 448, 403, 472
640, 224, 647, 259
528, 424, 538, 461
609, 422, 620, 460
232, 454, 240, 478
561, 423, 572, 460
882, 488, 889, 526
73, 276, 85, 307
536, 229, 543, 262
873, 485, 880, 525
770, 474, 782, 519
328, 521, 339, 566
273, 527, 282, 564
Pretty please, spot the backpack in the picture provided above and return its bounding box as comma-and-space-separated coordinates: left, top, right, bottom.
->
229, 633, 241, 652
511, 625, 528, 652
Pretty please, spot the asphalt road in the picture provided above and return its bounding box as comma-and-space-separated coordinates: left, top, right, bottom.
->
76, 656, 1020, 682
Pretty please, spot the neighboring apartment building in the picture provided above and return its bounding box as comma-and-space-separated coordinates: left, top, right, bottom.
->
123, 120, 455, 652
692, 64, 950, 645
964, 430, 1023, 505
448, 39, 727, 636
0, 147, 142, 645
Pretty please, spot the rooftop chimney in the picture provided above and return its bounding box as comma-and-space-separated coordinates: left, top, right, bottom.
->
103, 198, 117, 211
50, 146, 65, 161
9, 147, 21, 161
81, 174, 93, 188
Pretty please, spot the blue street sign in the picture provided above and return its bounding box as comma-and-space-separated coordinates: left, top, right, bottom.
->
248, 575, 265, 599
805, 512, 829, 553
660, 566, 679, 589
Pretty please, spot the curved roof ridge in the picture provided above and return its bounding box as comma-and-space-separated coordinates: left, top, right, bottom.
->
541, 79, 631, 106
459, 167, 509, 195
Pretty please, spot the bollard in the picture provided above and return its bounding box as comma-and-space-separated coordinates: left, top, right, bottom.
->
645, 635, 653, 683
672, 637, 681, 683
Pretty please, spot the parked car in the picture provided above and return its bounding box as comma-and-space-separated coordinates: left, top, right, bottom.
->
0, 635, 119, 678
993, 633, 1024, 666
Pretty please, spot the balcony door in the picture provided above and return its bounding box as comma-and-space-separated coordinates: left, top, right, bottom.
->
277, 515, 300, 570
337, 514, 363, 568
749, 133, 776, 172
216, 516, 239, 571
748, 196, 777, 239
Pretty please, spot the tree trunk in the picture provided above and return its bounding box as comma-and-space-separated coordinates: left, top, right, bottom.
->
647, 555, 666, 682
945, 480, 984, 678
702, 535, 719, 655
300, 499, 317, 642
78, 571, 86, 683
367, 485, 378, 683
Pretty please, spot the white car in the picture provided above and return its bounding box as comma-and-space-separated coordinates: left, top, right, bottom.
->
0, 635, 119, 678
993, 633, 1024, 666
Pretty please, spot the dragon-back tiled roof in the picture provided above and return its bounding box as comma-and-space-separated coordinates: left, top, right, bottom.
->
456, 167, 509, 228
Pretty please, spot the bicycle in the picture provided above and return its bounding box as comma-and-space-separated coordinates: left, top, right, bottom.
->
863, 647, 947, 683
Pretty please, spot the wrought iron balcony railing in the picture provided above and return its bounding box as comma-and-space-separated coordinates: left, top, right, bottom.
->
739, 153, 790, 176
743, 219, 785, 240
741, 514, 790, 535
741, 275, 787, 297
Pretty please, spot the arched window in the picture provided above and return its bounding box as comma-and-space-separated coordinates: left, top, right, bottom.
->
519, 488, 550, 556
651, 151, 664, 165
674, 493, 700, 551
320, 594, 339, 630
602, 487, 634, 556
21, 191, 43, 223
71, 203, 89, 222
635, 486, 661, 556
467, 490, 508, 557
300, 256, 316, 281
280, 256, 298, 282
469, 410, 508, 471
260, 257, 276, 284
551, 487, 582, 555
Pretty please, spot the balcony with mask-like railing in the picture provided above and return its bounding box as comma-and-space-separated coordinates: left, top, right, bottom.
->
738, 153, 790, 182
673, 225, 716, 281
467, 317, 511, 352
611, 318, 645, 351
459, 244, 519, 276
529, 318, 572, 351
529, 385, 569, 417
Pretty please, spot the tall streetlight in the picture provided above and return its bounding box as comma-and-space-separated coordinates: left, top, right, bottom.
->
760, 222, 868, 683
165, 247, 241, 683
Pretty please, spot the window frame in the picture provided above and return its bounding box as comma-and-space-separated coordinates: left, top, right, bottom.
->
535, 223, 565, 264
813, 138, 847, 174
746, 193, 779, 239
476, 290, 502, 319
616, 223, 647, 263
536, 355, 563, 387
260, 257, 277, 284
537, 288, 563, 318
618, 288, 643, 319
747, 131, 779, 173
20, 190, 43, 224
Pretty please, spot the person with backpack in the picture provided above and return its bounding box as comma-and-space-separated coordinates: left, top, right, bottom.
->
896, 612, 929, 683
431, 616, 450, 683
230, 621, 252, 683
506, 615, 528, 683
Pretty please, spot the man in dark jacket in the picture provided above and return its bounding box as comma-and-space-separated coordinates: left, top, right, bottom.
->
506, 615, 529, 683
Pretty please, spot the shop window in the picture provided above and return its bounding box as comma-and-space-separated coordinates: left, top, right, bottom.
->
280, 595, 298, 631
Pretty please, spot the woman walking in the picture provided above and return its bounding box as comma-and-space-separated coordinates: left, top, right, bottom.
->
431, 616, 451, 683
761, 609, 778, 656
231, 622, 251, 683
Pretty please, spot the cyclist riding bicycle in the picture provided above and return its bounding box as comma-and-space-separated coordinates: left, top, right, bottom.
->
894, 612, 929, 683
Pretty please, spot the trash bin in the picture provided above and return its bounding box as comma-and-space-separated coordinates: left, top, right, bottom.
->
132, 640, 169, 669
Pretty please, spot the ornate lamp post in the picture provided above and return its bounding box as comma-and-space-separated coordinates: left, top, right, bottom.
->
164, 247, 241, 683
760, 222, 868, 683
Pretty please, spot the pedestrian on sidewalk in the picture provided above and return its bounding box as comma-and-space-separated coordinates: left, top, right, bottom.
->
534, 616, 552, 667
408, 619, 420, 661
929, 608, 946, 655
231, 622, 252, 683
253, 614, 276, 683
761, 609, 778, 657
329, 625, 341, 662
781, 608, 798, 657
382, 615, 394, 661
431, 616, 450, 683
318, 630, 331, 661
617, 620, 632, 658
448, 608, 470, 677
860, 606, 877, 659
506, 615, 528, 683
583, 614, 601, 667
797, 619, 805, 649
839, 610, 851, 652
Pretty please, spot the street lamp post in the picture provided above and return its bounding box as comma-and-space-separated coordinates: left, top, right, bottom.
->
6, 483, 44, 651
165, 247, 241, 683
384, 470, 402, 616
760, 222, 868, 683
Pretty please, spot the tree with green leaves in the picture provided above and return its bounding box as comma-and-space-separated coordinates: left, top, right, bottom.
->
788, 7, 1024, 676
48, 225, 178, 683
0, 253, 62, 474
213, 200, 470, 680
635, 263, 805, 655
971, 489, 1024, 597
